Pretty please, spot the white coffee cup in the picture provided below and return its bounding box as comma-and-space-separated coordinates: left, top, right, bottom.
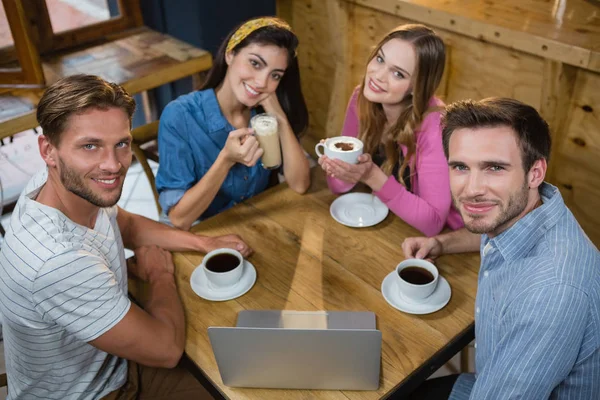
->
202, 248, 244, 290
395, 259, 439, 302
315, 136, 364, 164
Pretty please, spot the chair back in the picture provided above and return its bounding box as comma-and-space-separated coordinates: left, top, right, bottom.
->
131, 121, 161, 215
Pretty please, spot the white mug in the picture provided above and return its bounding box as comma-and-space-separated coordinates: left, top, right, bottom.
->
315, 136, 364, 164
202, 248, 244, 291
395, 259, 439, 302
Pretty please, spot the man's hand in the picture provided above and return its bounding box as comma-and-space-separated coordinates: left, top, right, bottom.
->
401, 236, 443, 261
203, 234, 253, 257
130, 246, 174, 283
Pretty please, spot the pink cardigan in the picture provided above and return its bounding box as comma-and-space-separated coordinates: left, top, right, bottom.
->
327, 90, 464, 236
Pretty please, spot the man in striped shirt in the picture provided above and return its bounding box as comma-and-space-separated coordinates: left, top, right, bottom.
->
0, 74, 253, 399
403, 98, 600, 399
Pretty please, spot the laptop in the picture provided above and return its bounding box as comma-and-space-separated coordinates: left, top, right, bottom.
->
207, 310, 382, 390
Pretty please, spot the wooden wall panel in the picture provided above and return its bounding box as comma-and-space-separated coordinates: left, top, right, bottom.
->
550, 69, 600, 245
558, 71, 600, 171
553, 160, 600, 246
290, 0, 337, 153
441, 35, 544, 108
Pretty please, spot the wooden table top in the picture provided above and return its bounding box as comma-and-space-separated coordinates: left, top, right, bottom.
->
0, 27, 212, 140
135, 168, 480, 399
350, 0, 600, 72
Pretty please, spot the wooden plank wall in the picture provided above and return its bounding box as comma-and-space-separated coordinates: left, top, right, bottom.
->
280, 0, 600, 246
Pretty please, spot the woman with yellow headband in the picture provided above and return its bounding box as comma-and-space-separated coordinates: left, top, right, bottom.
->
156, 17, 309, 231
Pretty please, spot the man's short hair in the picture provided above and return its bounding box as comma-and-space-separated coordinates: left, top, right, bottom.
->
36, 74, 136, 146
441, 97, 551, 173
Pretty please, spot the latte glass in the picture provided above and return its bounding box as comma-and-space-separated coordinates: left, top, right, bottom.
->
251, 113, 281, 170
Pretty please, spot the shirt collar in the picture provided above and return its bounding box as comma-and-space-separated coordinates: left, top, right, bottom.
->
199, 89, 228, 133
198, 88, 257, 133
484, 182, 566, 262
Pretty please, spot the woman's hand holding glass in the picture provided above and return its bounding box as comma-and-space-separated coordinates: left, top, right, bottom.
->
221, 128, 264, 167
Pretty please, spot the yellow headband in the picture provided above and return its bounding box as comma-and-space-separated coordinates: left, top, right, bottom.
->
226, 17, 294, 54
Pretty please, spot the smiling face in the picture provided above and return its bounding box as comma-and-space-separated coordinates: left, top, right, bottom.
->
448, 125, 538, 236
363, 38, 416, 105
47, 107, 132, 208
224, 43, 288, 107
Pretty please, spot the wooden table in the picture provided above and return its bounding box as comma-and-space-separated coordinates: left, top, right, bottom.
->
132, 168, 481, 399
0, 27, 212, 140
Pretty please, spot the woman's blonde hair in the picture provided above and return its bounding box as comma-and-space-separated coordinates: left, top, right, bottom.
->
357, 24, 445, 186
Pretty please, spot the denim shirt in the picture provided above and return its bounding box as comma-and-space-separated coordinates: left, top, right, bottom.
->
155, 89, 271, 222
450, 183, 600, 399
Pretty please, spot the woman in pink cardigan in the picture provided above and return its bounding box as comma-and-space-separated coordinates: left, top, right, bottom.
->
319, 24, 463, 236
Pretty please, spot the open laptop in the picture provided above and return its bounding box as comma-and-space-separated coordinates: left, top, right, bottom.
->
207, 310, 382, 390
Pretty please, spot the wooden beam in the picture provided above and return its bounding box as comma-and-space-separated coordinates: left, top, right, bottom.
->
119, 0, 144, 27
539, 60, 578, 182
325, 0, 354, 140
21, 0, 54, 53
276, 0, 294, 26
1, 0, 45, 85
348, 0, 598, 73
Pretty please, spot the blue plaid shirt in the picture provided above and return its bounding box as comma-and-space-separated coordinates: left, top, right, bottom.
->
155, 89, 271, 222
451, 183, 600, 399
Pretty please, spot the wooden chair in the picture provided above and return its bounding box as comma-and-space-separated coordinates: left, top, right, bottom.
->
130, 121, 161, 215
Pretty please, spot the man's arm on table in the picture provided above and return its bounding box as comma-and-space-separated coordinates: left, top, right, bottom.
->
90, 209, 253, 368
34, 245, 184, 368
89, 246, 185, 368
116, 206, 252, 256
90, 208, 254, 367
402, 228, 480, 260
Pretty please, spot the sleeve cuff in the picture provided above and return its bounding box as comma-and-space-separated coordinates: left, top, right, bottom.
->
373, 175, 405, 204
449, 373, 476, 400
84, 298, 131, 342
326, 175, 356, 194
158, 188, 186, 216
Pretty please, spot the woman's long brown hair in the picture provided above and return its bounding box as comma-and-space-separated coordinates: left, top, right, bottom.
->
357, 24, 445, 186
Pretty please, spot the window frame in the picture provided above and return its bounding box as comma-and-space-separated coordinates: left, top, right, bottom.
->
0, 0, 143, 86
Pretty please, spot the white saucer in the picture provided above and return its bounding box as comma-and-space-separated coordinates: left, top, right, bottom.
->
381, 271, 451, 315
190, 260, 257, 302
330, 193, 389, 228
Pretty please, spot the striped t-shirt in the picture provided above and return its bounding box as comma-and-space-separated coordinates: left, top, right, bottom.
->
0, 169, 131, 399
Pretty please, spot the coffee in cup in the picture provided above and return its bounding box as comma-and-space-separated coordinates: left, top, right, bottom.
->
202, 248, 244, 290
399, 267, 434, 285
395, 259, 439, 302
251, 113, 281, 170
315, 136, 364, 164
331, 141, 356, 152
206, 253, 240, 273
